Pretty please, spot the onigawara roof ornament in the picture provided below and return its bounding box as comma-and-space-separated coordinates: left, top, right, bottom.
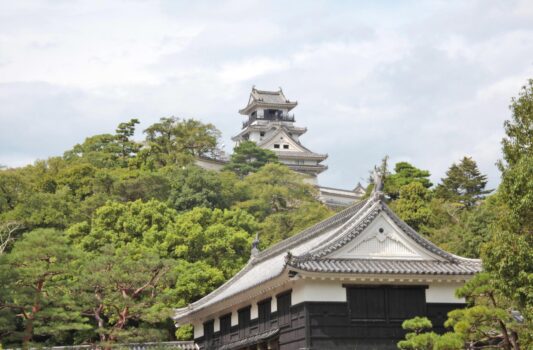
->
372, 166, 385, 195
250, 232, 260, 258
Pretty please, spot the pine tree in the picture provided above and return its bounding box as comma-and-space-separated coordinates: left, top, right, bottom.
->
435, 157, 491, 208
224, 141, 278, 177
0, 229, 89, 349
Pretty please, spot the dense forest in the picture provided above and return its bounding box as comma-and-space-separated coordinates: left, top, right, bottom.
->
0, 80, 531, 350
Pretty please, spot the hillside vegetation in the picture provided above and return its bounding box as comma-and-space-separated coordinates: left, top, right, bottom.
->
1, 80, 532, 349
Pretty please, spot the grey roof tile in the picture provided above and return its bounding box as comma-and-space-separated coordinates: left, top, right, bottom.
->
289, 258, 481, 275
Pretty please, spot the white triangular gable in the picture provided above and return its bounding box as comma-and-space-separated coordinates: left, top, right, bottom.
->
328, 212, 443, 261
260, 129, 307, 152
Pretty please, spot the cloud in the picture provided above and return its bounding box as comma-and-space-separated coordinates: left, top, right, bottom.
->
1, 0, 532, 190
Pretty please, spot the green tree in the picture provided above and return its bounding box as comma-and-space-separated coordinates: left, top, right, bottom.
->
418, 81, 533, 349
115, 118, 141, 166
167, 260, 225, 307
142, 117, 221, 168
68, 199, 178, 253
391, 182, 432, 231
421, 197, 500, 258
167, 166, 241, 211
435, 157, 491, 208
500, 79, 533, 168
63, 119, 141, 169
113, 170, 170, 203
237, 163, 332, 245
385, 162, 432, 200
75, 245, 174, 344
224, 141, 278, 177
0, 222, 22, 255
397, 317, 463, 350
0, 171, 28, 213
238, 163, 323, 219
4, 187, 75, 229
170, 207, 258, 277
63, 134, 121, 168
482, 80, 533, 347
0, 229, 89, 349
444, 273, 521, 350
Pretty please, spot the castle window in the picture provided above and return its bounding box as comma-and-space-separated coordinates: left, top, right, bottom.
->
283, 144, 289, 149
203, 319, 214, 341
260, 132, 265, 137
345, 286, 426, 322
277, 291, 291, 326
238, 306, 251, 339
258, 298, 272, 332
274, 144, 280, 149
219, 313, 232, 342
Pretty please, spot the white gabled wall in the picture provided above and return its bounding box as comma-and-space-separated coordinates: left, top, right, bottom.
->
426, 283, 465, 303
292, 279, 466, 305
292, 279, 347, 304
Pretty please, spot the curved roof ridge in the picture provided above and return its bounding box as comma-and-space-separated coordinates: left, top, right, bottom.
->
293, 197, 382, 261
252, 199, 368, 264
380, 203, 460, 263
290, 197, 471, 264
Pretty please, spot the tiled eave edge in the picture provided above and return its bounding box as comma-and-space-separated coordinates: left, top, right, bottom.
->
174, 273, 291, 325
276, 153, 328, 160
239, 101, 298, 115
287, 269, 477, 285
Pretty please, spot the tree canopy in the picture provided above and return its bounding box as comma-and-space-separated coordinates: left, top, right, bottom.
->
0, 117, 333, 347
435, 157, 491, 208
223, 140, 279, 177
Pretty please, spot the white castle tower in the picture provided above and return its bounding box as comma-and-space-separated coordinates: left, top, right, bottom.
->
231, 87, 328, 184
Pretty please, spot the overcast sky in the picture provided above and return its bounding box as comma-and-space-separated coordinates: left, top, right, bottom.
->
1, 0, 532, 189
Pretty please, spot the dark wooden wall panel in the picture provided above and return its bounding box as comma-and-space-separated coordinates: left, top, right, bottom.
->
194, 299, 465, 349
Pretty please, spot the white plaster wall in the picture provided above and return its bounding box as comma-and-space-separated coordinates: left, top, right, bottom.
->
213, 317, 220, 332
426, 283, 465, 303
251, 302, 258, 319
292, 280, 347, 304
231, 310, 238, 326
193, 321, 203, 338
249, 131, 260, 142
271, 294, 277, 312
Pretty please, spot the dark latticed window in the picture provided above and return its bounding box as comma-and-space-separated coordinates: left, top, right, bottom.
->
258, 298, 272, 332
277, 291, 291, 326
238, 306, 251, 338
203, 319, 214, 345
219, 313, 232, 342
346, 285, 426, 322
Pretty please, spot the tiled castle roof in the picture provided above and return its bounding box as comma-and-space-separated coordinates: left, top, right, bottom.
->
174, 189, 481, 323
239, 88, 298, 115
